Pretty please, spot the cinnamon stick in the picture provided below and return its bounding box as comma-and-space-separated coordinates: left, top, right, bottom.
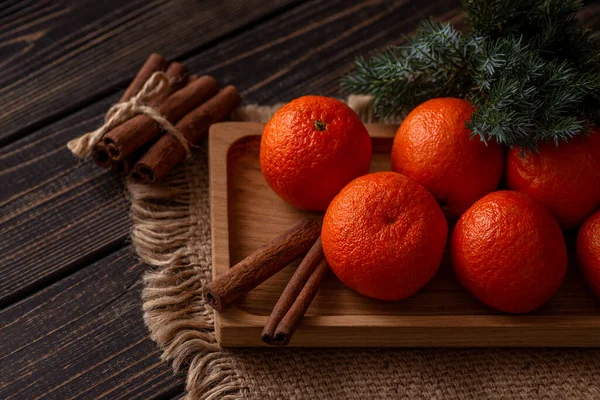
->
120, 53, 167, 103
148, 62, 189, 106
108, 62, 189, 174
103, 75, 219, 160
105, 63, 198, 160
262, 237, 324, 344
129, 75, 199, 180
111, 158, 131, 176
204, 218, 322, 312
133, 85, 241, 183
92, 142, 111, 169
99, 53, 167, 167
110, 140, 155, 176
272, 258, 329, 346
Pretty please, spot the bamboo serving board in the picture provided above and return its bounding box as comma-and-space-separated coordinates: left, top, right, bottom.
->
209, 122, 600, 347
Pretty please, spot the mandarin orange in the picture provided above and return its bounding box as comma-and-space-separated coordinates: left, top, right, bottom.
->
391, 98, 504, 218
260, 96, 372, 211
506, 130, 600, 229
451, 191, 567, 313
577, 210, 600, 299
321, 171, 448, 301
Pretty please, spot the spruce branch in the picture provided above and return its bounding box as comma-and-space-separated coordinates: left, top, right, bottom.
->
341, 20, 480, 119
468, 36, 594, 146
342, 0, 600, 150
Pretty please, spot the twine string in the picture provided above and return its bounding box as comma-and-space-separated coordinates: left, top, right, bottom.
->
67, 71, 192, 159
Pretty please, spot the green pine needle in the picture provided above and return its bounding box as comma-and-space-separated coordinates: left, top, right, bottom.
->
342, 0, 600, 150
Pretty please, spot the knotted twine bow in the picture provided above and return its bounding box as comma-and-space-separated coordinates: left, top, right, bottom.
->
67, 71, 192, 159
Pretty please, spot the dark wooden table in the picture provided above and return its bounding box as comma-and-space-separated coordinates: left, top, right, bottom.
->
2, 1, 599, 398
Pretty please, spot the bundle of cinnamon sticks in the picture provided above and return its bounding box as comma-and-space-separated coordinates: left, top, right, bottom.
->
93, 53, 241, 183
204, 217, 329, 346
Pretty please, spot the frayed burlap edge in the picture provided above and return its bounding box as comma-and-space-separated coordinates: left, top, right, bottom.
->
129, 150, 236, 399
133, 95, 382, 399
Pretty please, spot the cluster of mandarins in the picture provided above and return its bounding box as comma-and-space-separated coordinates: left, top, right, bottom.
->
259, 96, 600, 313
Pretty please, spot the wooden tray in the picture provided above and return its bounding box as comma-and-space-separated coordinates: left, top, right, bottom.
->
209, 122, 600, 347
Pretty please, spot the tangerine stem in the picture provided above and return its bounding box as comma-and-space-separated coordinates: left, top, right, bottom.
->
314, 120, 326, 131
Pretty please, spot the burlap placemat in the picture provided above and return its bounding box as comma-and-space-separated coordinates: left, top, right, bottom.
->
86, 95, 600, 399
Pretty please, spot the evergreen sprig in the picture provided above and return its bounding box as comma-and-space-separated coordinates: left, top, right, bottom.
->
342, 0, 600, 150
343, 21, 481, 119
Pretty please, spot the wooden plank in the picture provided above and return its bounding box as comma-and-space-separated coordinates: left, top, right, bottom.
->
0, 96, 130, 306
184, 0, 600, 104
184, 0, 463, 103
0, 0, 302, 144
0, 247, 185, 400
209, 122, 600, 347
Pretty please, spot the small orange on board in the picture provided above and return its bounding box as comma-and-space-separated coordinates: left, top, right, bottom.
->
260, 96, 372, 211
391, 97, 504, 218
322, 172, 448, 301
506, 130, 600, 229
451, 191, 567, 314
577, 210, 600, 300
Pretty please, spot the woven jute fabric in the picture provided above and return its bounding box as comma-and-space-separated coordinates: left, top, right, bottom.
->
123, 96, 600, 399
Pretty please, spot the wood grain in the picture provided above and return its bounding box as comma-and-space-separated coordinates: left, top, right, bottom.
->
185, 0, 462, 104
0, 247, 184, 399
0, 96, 130, 306
0, 0, 303, 144
209, 122, 600, 347
185, 0, 600, 105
